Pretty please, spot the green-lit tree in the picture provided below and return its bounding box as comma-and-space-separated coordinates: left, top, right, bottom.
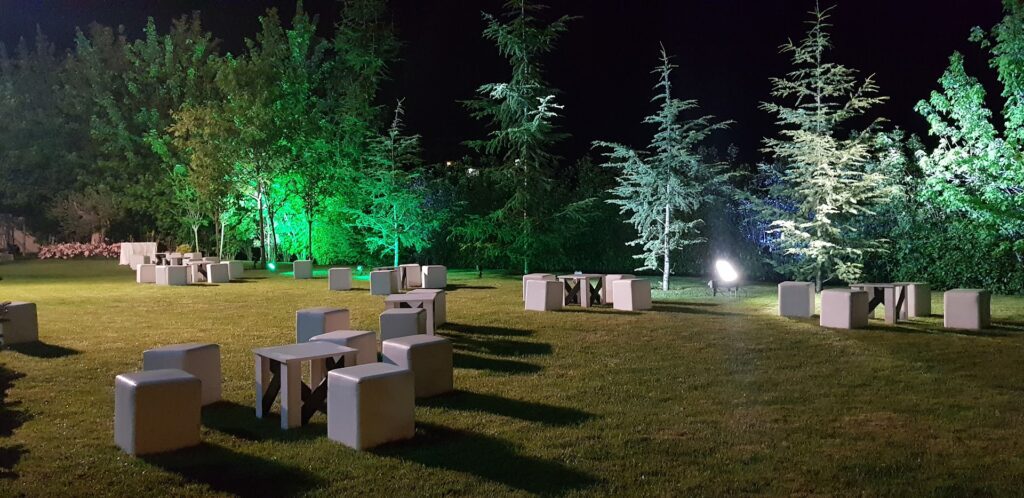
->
759, 4, 892, 291
353, 101, 433, 267
594, 47, 732, 291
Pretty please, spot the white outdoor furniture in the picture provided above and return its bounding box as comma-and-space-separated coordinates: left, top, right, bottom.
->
383, 335, 453, 398
522, 273, 555, 301
143, 343, 222, 406
603, 274, 635, 304
207, 262, 230, 284
203, 256, 221, 264
310, 331, 378, 365
128, 254, 150, 270
820, 289, 869, 329
119, 242, 158, 266
329, 267, 352, 291
558, 274, 605, 308
897, 282, 931, 318
226, 261, 245, 280
186, 261, 207, 284
114, 369, 201, 455
370, 270, 398, 295
778, 281, 815, 318
155, 265, 188, 286
399, 263, 422, 289
384, 294, 438, 334
944, 289, 991, 330
379, 308, 426, 342
612, 278, 652, 311
327, 363, 415, 450
167, 253, 184, 265
849, 283, 909, 324
136, 264, 156, 284
525, 279, 563, 311
293, 260, 313, 280
421, 265, 447, 289
254, 342, 358, 430
296, 307, 350, 343
409, 288, 446, 325
1, 301, 38, 345
183, 252, 203, 264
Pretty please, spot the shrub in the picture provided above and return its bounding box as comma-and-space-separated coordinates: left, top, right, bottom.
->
37, 243, 120, 260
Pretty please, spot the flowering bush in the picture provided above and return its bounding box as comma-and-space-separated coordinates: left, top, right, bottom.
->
37, 242, 121, 260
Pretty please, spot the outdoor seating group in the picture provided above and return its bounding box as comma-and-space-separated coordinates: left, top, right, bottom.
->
777, 280, 993, 331
523, 272, 652, 312
137, 251, 247, 286
370, 264, 447, 296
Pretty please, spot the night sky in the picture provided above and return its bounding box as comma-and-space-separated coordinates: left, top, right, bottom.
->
0, 0, 1005, 165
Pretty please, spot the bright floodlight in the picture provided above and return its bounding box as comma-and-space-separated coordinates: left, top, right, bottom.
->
715, 259, 739, 283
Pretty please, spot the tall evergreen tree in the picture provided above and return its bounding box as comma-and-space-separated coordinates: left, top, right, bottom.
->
759, 4, 892, 291
595, 47, 732, 291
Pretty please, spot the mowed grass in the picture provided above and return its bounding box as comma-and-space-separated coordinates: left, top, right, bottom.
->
1, 259, 1023, 496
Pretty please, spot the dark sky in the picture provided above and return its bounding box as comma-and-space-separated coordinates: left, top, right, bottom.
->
0, 0, 1005, 165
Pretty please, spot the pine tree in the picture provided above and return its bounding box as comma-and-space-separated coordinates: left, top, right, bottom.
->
595, 46, 731, 291
759, 4, 892, 291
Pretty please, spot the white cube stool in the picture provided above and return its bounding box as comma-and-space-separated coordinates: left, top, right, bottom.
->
114, 369, 201, 456
296, 307, 351, 343
226, 261, 245, 280
399, 263, 422, 288
155, 265, 188, 286
183, 252, 203, 264
898, 282, 931, 318
820, 289, 869, 329
370, 270, 398, 296
129, 254, 150, 270
778, 281, 815, 318
310, 330, 378, 365
203, 256, 221, 264
143, 343, 222, 406
207, 263, 230, 284
421, 265, 447, 289
293, 260, 313, 280
409, 288, 446, 325
612, 278, 652, 311
944, 289, 991, 330
329, 267, 352, 291
136, 264, 157, 284
327, 363, 414, 450
522, 273, 555, 301
525, 279, 563, 311
603, 274, 635, 304
379, 308, 426, 342
1, 301, 38, 345
382, 335, 453, 398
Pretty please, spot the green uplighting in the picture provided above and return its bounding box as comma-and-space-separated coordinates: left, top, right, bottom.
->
267, 262, 276, 271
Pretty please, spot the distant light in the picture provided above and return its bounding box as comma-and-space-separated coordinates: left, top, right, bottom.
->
357, 265, 364, 274
715, 259, 739, 283
267, 262, 276, 271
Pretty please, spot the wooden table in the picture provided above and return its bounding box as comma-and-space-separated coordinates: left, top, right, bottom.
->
557, 274, 606, 308
849, 283, 908, 324
254, 342, 357, 429
384, 293, 437, 333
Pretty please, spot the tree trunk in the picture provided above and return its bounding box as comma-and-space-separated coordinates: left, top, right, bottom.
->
393, 236, 399, 268
662, 204, 670, 292
192, 225, 200, 253
256, 191, 266, 269
815, 266, 822, 293
476, 264, 482, 279
307, 217, 314, 263
218, 217, 226, 260
268, 204, 279, 263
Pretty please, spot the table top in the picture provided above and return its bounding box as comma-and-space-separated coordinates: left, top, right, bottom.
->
850, 283, 907, 288
557, 273, 605, 279
385, 293, 435, 303
253, 342, 356, 362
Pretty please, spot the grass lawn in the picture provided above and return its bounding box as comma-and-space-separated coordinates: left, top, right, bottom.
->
1, 259, 1023, 496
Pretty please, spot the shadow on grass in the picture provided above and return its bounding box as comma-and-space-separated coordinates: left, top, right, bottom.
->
420, 390, 595, 426
554, 308, 631, 315
454, 352, 542, 374
649, 303, 743, 316
448, 335, 552, 357
0, 364, 29, 479
201, 401, 325, 442
143, 442, 322, 497
7, 341, 80, 358
441, 322, 532, 337
445, 284, 497, 291
374, 422, 599, 495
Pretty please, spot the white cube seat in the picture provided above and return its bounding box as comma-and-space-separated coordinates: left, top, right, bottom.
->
1, 301, 38, 345
293, 260, 313, 280
522, 273, 555, 301
327, 363, 414, 450
612, 278, 652, 311
897, 282, 931, 318
129, 254, 150, 270
143, 343, 222, 406
310, 330, 378, 365
603, 274, 635, 304
778, 281, 815, 317
207, 263, 230, 284
329, 267, 352, 291
370, 270, 398, 296
409, 288, 446, 325
155, 265, 188, 286
399, 263, 422, 288
136, 264, 157, 284
379, 308, 426, 342
944, 289, 991, 330
421, 265, 447, 290
226, 261, 245, 280
114, 369, 201, 456
382, 335, 453, 398
820, 289, 869, 329
296, 307, 350, 343
525, 279, 563, 311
